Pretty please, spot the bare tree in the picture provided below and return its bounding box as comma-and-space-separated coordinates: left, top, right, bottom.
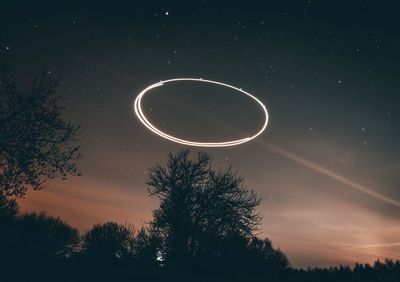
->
0, 65, 82, 198
146, 150, 261, 269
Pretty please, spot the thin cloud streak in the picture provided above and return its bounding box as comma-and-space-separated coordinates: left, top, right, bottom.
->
258, 142, 400, 209
144, 90, 400, 209
341, 242, 400, 250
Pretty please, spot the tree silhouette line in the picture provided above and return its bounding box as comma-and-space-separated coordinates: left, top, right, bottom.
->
1, 151, 399, 282
1, 66, 399, 281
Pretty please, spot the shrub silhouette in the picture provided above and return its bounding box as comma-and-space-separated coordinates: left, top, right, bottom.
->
82, 222, 135, 262
11, 212, 80, 258
0, 192, 19, 256
134, 226, 162, 269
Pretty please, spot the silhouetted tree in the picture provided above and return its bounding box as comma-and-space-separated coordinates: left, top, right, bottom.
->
0, 191, 18, 219
0, 65, 82, 198
146, 150, 261, 270
134, 226, 162, 268
0, 192, 18, 256
10, 212, 79, 258
246, 237, 290, 279
82, 222, 135, 262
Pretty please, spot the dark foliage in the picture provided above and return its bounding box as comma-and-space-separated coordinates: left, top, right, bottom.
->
2, 212, 79, 259
0, 151, 399, 282
0, 191, 18, 219
82, 221, 135, 261
245, 237, 290, 278
147, 150, 261, 270
134, 226, 162, 268
0, 192, 18, 255
280, 260, 400, 282
0, 65, 82, 197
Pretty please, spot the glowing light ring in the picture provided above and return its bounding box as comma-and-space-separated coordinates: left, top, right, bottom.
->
133, 78, 269, 147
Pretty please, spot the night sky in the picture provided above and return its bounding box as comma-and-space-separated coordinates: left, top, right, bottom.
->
2, 1, 400, 267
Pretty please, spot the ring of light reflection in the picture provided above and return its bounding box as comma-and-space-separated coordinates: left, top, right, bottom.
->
133, 78, 269, 147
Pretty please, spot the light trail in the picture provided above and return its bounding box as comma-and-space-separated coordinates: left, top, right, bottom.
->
133, 78, 400, 208
133, 78, 269, 147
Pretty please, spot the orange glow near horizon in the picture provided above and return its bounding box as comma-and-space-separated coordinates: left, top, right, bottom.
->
18, 177, 157, 231
17, 174, 400, 268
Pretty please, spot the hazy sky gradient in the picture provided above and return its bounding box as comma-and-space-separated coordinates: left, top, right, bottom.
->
3, 1, 399, 267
